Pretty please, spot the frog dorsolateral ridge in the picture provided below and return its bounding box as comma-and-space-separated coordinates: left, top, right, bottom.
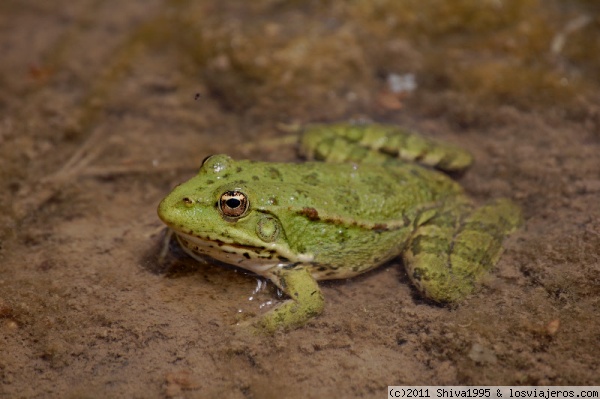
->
157, 123, 522, 332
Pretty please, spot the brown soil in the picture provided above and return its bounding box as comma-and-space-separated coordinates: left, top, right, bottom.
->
1, 1, 599, 398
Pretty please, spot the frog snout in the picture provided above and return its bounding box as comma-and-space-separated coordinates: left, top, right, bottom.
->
157, 195, 184, 221
158, 192, 203, 221
156, 196, 173, 222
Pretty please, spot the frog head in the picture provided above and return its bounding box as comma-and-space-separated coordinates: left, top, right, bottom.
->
157, 155, 307, 273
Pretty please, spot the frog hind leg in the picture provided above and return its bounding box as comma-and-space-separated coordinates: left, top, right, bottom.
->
300, 122, 473, 173
403, 198, 522, 303
254, 265, 324, 333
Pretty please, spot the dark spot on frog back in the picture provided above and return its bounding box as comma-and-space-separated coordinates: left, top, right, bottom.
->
299, 207, 319, 221
268, 167, 283, 181
334, 188, 360, 209
301, 172, 321, 186
372, 223, 388, 232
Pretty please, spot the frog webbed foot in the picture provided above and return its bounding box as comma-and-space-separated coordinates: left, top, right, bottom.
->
403, 198, 522, 303
247, 265, 324, 333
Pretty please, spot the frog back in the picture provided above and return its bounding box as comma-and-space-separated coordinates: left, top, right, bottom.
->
236, 159, 463, 224
228, 159, 463, 277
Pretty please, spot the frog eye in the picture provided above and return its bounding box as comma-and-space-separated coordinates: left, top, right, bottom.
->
200, 154, 233, 175
219, 191, 249, 218
200, 154, 215, 166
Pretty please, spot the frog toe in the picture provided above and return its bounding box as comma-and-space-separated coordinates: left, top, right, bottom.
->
250, 266, 325, 332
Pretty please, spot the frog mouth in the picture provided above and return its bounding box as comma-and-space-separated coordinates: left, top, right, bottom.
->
172, 231, 293, 274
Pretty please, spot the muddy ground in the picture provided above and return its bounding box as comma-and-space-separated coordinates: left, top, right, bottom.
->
1, 1, 599, 398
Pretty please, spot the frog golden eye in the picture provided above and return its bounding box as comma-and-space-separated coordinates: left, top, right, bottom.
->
219, 191, 249, 218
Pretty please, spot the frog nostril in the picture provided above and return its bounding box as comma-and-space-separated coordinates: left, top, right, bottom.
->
182, 197, 194, 206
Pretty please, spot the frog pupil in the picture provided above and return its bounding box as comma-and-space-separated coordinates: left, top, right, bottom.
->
226, 198, 241, 208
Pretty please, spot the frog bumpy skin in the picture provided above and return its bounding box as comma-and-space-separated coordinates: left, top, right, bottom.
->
158, 123, 521, 332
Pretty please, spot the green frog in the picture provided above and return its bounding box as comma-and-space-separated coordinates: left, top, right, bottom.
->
157, 123, 521, 332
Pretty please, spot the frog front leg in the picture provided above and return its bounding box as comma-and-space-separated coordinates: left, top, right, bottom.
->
403, 198, 522, 303
254, 265, 324, 333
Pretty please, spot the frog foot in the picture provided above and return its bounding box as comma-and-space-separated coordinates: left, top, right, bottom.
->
403, 198, 522, 303
247, 266, 325, 333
